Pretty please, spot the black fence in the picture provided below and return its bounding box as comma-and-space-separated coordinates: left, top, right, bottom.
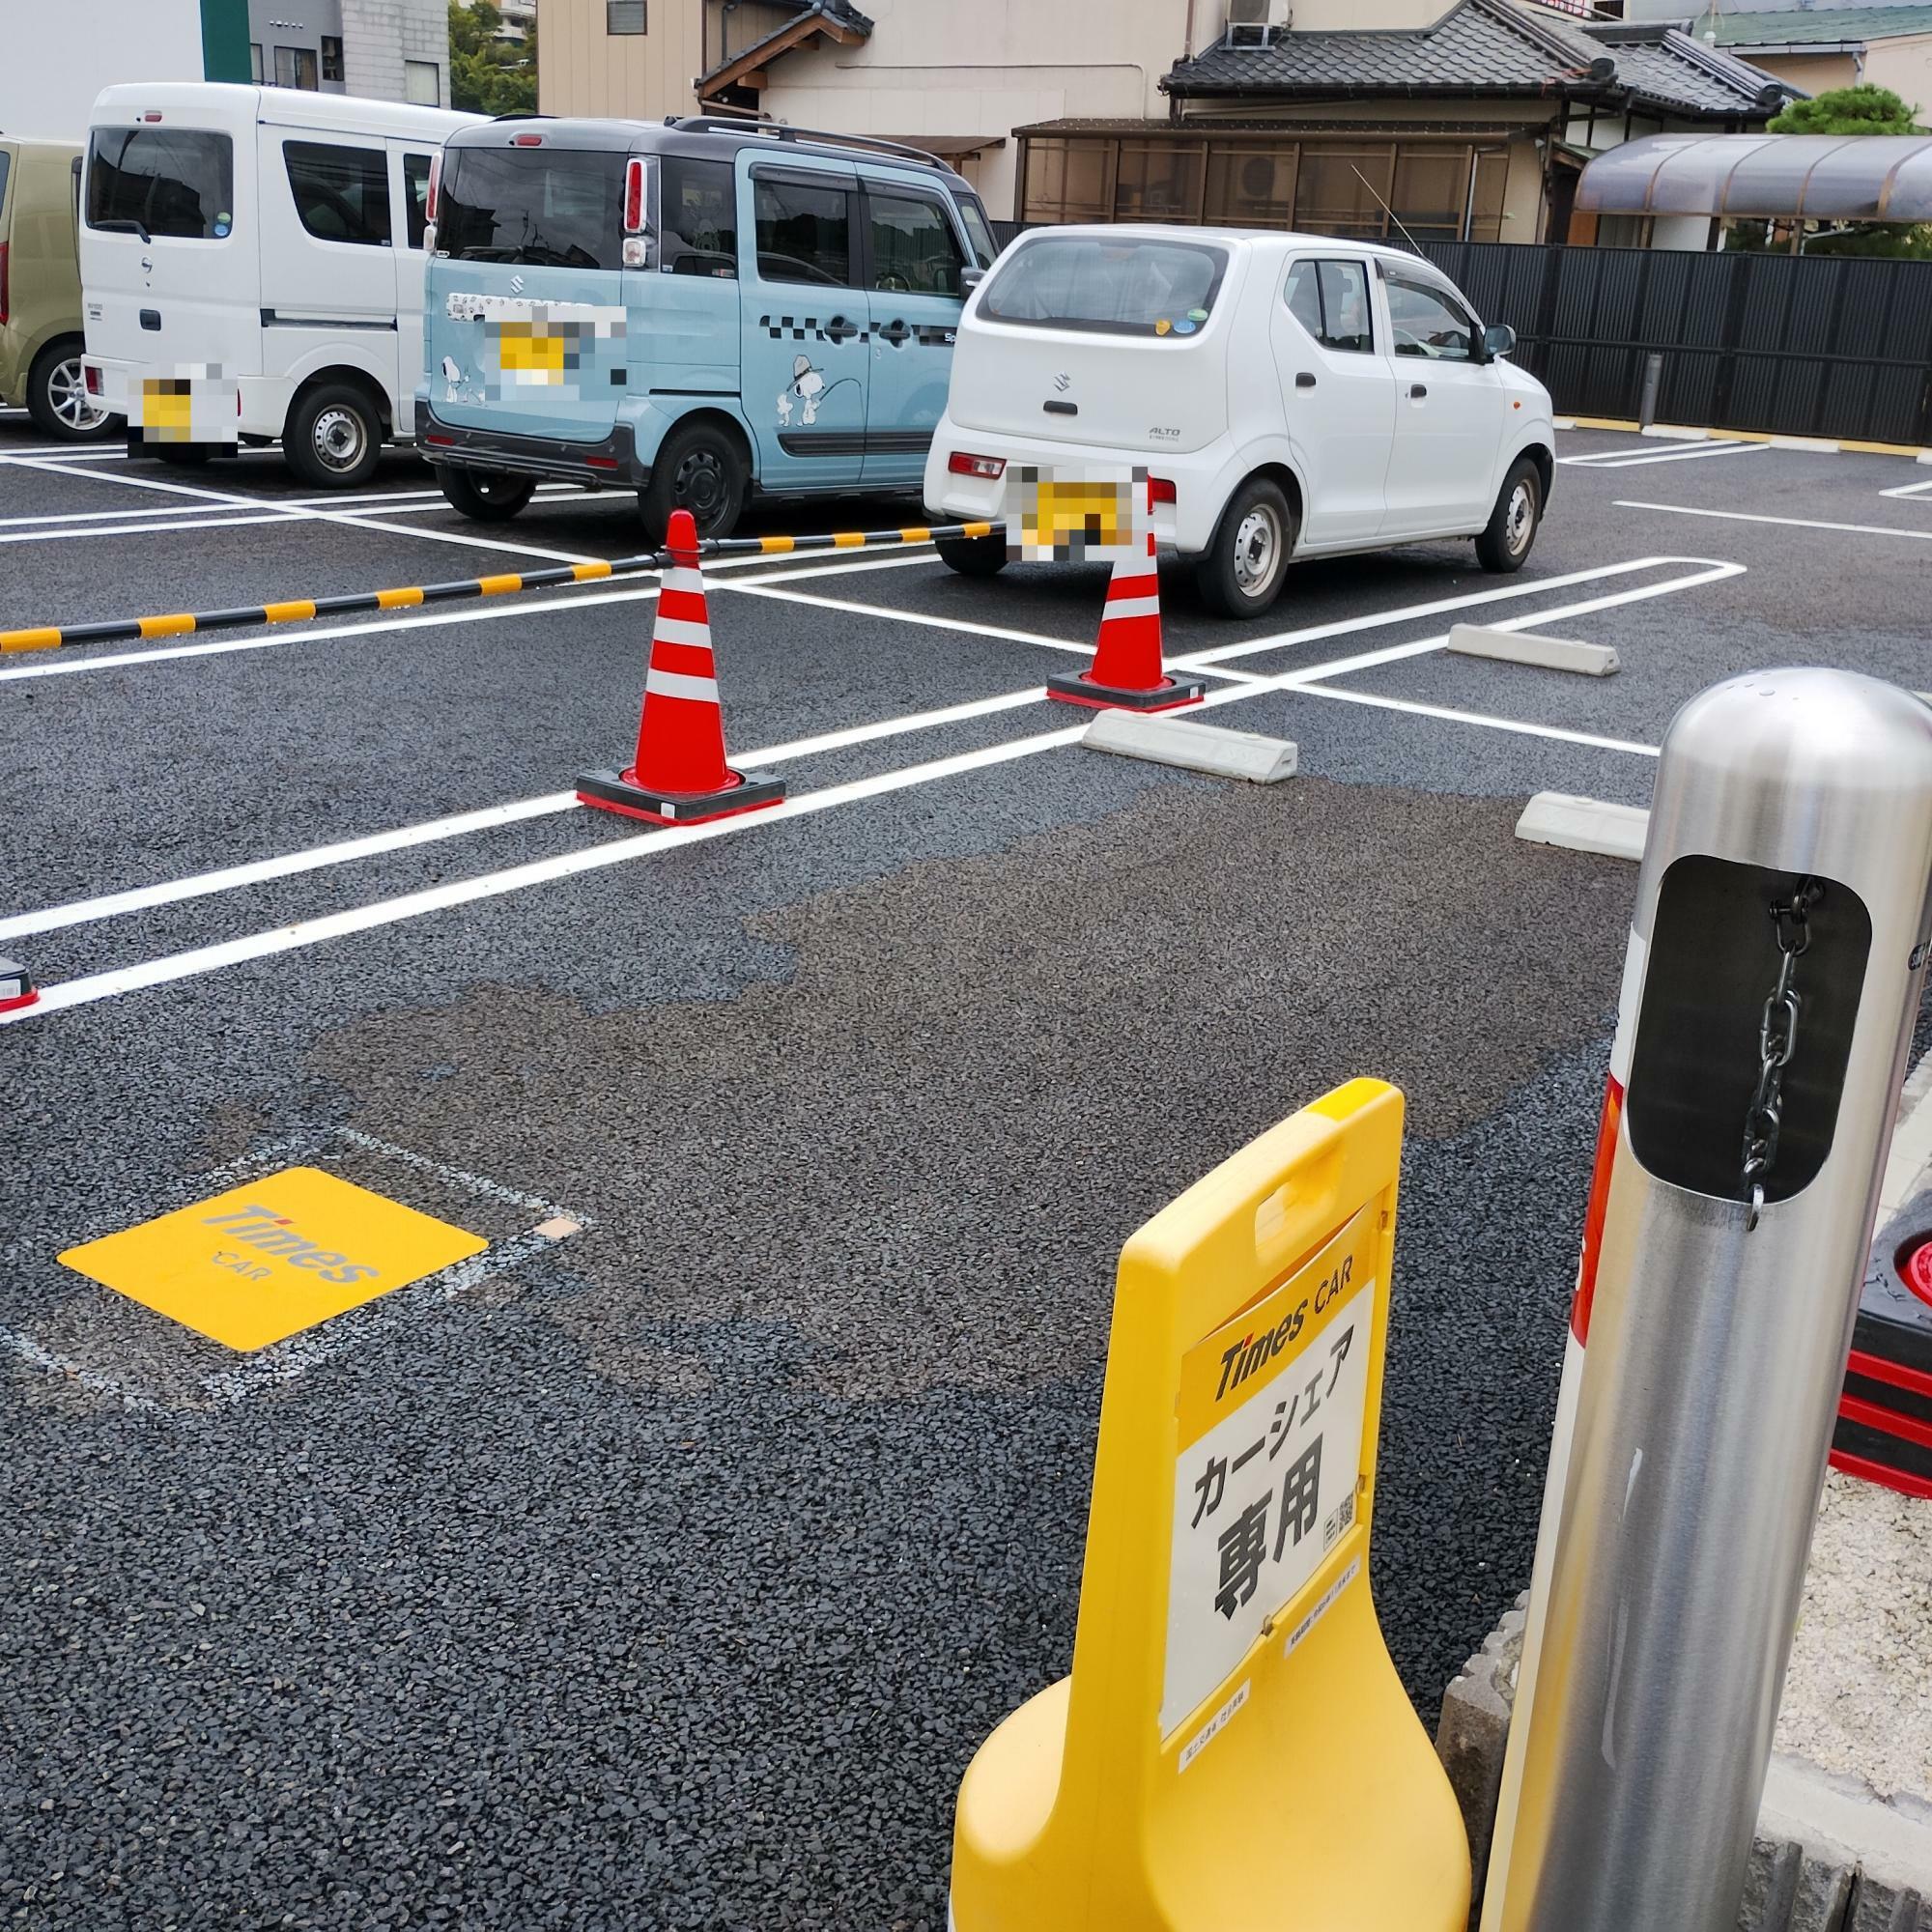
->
1421, 242, 1932, 448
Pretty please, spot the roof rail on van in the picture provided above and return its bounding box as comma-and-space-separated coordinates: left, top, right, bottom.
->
668, 115, 948, 171
491, 111, 554, 121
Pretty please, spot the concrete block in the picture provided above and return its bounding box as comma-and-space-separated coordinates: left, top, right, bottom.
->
1514, 792, 1650, 862
1080, 710, 1296, 782
1435, 1592, 1527, 1927
1446, 623, 1620, 676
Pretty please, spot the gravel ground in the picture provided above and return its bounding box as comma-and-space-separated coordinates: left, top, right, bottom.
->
3, 424, 1926, 1928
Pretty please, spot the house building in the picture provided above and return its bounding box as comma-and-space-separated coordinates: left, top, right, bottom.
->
536, 0, 1795, 242
1666, 6, 1932, 120
246, 0, 451, 105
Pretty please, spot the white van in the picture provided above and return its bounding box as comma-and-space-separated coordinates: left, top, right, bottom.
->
79, 83, 482, 487
924, 226, 1555, 617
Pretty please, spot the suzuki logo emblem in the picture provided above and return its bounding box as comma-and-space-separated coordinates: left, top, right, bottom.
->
510, 273, 526, 294
1052, 372, 1071, 393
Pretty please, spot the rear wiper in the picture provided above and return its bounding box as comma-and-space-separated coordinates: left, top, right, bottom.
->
94, 216, 153, 243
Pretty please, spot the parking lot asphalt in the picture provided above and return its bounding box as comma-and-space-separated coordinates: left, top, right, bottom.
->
4, 419, 1929, 1929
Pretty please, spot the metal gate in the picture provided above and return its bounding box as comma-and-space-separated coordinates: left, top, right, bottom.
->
1421, 242, 1932, 448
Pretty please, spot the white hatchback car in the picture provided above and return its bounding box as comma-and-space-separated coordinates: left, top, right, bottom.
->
923, 225, 1554, 616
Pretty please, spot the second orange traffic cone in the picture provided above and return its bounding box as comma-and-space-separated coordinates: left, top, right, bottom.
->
1045, 497, 1204, 714
578, 509, 785, 827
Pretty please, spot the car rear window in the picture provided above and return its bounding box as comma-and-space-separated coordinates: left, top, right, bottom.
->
0, 152, 12, 222
980, 235, 1226, 336
86, 128, 233, 241
438, 146, 625, 271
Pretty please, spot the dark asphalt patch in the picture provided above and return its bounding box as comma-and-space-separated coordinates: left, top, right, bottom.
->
3, 764, 1630, 1930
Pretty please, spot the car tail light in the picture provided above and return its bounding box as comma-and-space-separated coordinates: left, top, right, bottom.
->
1149, 476, 1177, 505
140, 112, 163, 124
624, 157, 646, 235
0, 243, 8, 327
511, 131, 543, 147
949, 451, 1006, 480
425, 433, 455, 447
425, 151, 441, 223
84, 363, 101, 396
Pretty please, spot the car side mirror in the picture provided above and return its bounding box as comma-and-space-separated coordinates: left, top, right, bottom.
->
960, 267, 985, 297
1482, 322, 1517, 362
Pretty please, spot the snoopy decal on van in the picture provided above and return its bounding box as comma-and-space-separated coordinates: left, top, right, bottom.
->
775, 353, 857, 429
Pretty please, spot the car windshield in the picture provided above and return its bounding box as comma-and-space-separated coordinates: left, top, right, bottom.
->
979, 236, 1226, 336
438, 146, 624, 271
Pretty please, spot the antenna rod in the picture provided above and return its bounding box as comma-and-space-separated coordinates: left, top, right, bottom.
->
1350, 163, 1424, 255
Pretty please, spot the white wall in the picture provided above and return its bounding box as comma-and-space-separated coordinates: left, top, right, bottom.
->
759, 0, 1189, 217
0, 0, 207, 143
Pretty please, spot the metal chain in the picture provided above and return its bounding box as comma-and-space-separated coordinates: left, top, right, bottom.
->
1742, 879, 1823, 1231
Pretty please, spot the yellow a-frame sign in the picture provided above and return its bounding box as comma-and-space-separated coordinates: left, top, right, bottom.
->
951, 1079, 1469, 1931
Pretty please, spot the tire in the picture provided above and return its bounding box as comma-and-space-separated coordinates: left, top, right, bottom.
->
26, 339, 117, 440
1194, 476, 1294, 618
439, 467, 536, 524
639, 418, 748, 546
284, 381, 384, 489
1475, 458, 1543, 574
934, 532, 1008, 579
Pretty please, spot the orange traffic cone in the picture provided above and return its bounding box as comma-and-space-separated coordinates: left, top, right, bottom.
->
1045, 499, 1204, 713
0, 957, 37, 1014
578, 510, 785, 827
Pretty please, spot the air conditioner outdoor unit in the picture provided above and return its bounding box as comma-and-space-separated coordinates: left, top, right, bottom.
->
1225, 0, 1290, 47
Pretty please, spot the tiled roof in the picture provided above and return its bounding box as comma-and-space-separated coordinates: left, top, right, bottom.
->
1705, 5, 1932, 46
697, 0, 873, 87
1163, 0, 1791, 122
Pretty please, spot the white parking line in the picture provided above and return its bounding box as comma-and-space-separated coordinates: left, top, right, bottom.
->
0, 543, 942, 683
1559, 442, 1766, 470
1880, 477, 1932, 501
1293, 682, 1660, 755
13, 456, 600, 563
0, 490, 583, 546
1, 554, 1739, 1018
1615, 499, 1932, 543
0, 482, 579, 531
1174, 555, 1711, 669
715, 576, 1092, 654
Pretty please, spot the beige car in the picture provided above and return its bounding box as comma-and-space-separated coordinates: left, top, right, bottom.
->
0, 135, 117, 440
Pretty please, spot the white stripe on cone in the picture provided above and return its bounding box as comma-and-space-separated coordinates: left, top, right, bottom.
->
650, 615, 716, 651
644, 668, 722, 703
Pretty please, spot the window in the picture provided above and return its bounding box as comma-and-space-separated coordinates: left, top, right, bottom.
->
957, 196, 998, 269
1295, 146, 1393, 237
607, 0, 646, 30
980, 235, 1227, 337
1113, 141, 1205, 222
1385, 272, 1477, 361
249, 42, 264, 83
867, 189, 965, 297
1284, 259, 1374, 355
404, 152, 432, 249
0, 153, 11, 217
753, 175, 852, 287
285, 141, 391, 246
659, 156, 737, 276
274, 44, 320, 90
1203, 145, 1295, 229
405, 60, 440, 106
321, 35, 344, 82
438, 146, 626, 270
86, 128, 234, 242
1021, 138, 1114, 222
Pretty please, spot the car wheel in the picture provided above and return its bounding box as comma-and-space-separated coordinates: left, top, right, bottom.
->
1475, 458, 1542, 574
439, 467, 536, 524
934, 532, 1008, 579
284, 382, 384, 489
640, 420, 747, 547
26, 339, 116, 440
1194, 477, 1293, 618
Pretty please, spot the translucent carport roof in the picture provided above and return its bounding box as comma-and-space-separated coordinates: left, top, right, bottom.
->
1575, 133, 1932, 220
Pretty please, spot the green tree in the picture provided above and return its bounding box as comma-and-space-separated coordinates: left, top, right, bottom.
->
449, 0, 537, 116
1768, 83, 1923, 136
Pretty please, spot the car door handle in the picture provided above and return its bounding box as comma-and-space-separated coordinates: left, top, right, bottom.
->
826, 315, 860, 344
1295, 372, 1317, 389
1043, 399, 1077, 416
1409, 383, 1428, 399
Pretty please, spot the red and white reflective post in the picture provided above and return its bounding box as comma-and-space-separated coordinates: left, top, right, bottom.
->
1483, 669, 1932, 1932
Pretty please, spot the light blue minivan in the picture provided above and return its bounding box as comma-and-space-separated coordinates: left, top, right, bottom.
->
415, 116, 999, 544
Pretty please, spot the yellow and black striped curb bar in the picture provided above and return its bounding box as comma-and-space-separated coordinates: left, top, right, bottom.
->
0, 521, 998, 655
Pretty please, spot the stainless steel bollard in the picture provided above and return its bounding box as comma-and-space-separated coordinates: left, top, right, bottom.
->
1483, 668, 1932, 1932
1638, 351, 1664, 429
